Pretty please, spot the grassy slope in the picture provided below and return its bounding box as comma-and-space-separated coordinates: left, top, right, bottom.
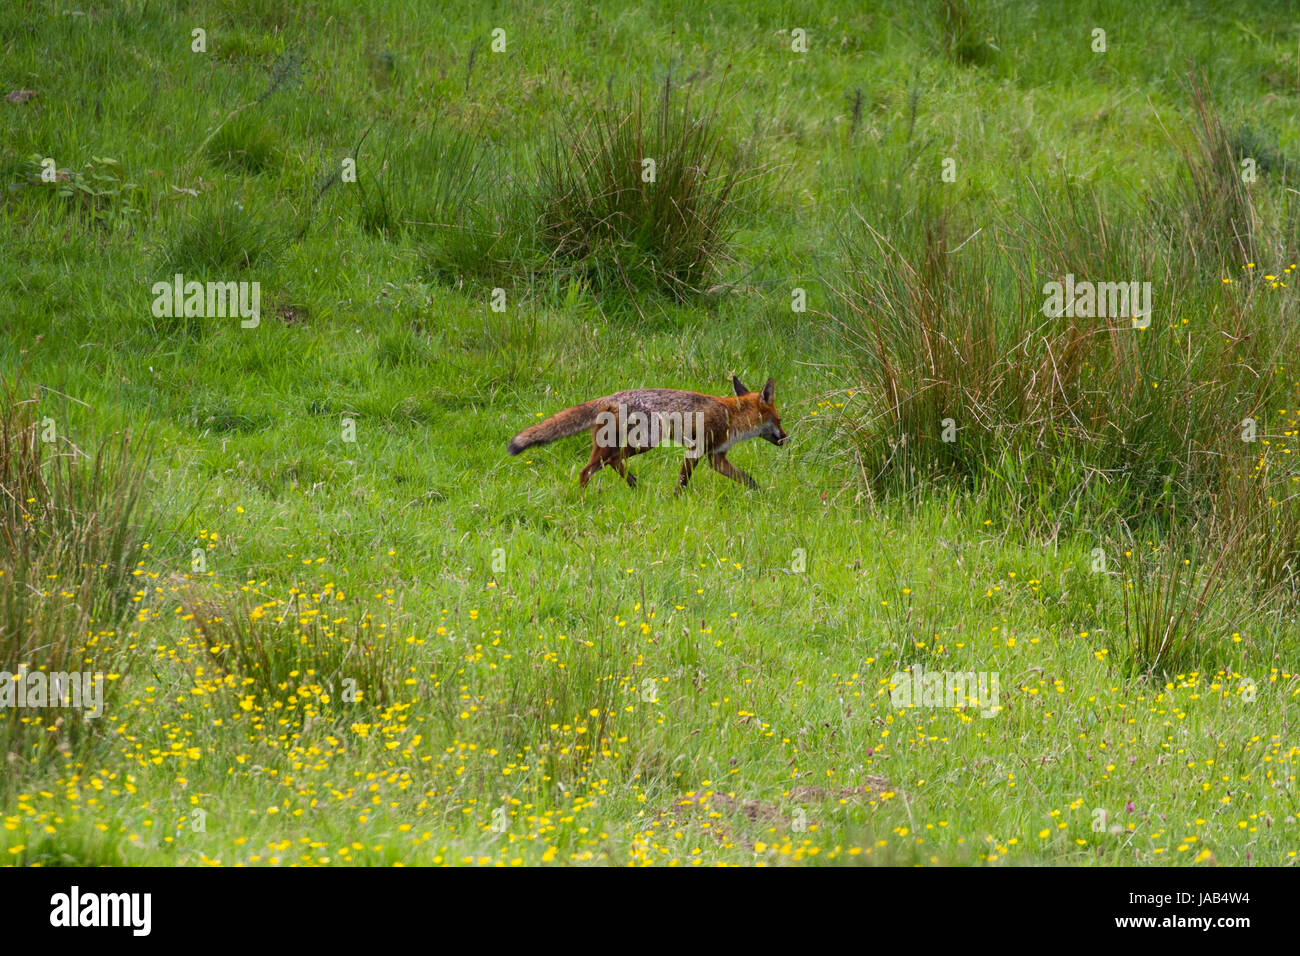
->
1, 0, 1297, 865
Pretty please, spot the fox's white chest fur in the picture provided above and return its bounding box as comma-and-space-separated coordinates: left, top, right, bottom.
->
713, 426, 763, 455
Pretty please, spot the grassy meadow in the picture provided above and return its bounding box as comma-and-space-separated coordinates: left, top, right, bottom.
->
2, 0, 1299, 866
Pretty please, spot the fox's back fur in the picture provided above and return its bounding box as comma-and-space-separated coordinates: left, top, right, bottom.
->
507, 378, 788, 491
508, 389, 727, 456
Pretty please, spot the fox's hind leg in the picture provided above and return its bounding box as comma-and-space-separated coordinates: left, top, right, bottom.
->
580, 435, 638, 489
579, 435, 606, 488
609, 448, 639, 488
616, 445, 653, 489
676, 454, 699, 493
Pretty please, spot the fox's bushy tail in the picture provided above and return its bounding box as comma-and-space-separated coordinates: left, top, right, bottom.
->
508, 399, 607, 455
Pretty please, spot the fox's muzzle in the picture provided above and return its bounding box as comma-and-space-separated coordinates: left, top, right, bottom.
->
768, 430, 789, 447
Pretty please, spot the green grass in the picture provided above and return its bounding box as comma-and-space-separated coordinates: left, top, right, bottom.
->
1, 0, 1298, 867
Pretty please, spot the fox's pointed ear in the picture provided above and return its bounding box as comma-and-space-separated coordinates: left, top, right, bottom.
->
732, 375, 749, 396
761, 378, 775, 404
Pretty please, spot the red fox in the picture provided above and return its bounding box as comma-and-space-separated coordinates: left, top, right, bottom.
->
508, 376, 788, 490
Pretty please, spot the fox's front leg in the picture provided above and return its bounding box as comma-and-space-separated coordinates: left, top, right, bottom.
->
709, 453, 757, 490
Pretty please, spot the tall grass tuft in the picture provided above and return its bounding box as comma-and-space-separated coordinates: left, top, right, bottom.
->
828, 75, 1300, 616
935, 0, 1001, 69
1154, 75, 1262, 275
204, 110, 284, 175
0, 373, 152, 781
1212, 428, 1300, 603
537, 78, 743, 302
182, 584, 399, 715
159, 197, 285, 276
1113, 533, 1236, 679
